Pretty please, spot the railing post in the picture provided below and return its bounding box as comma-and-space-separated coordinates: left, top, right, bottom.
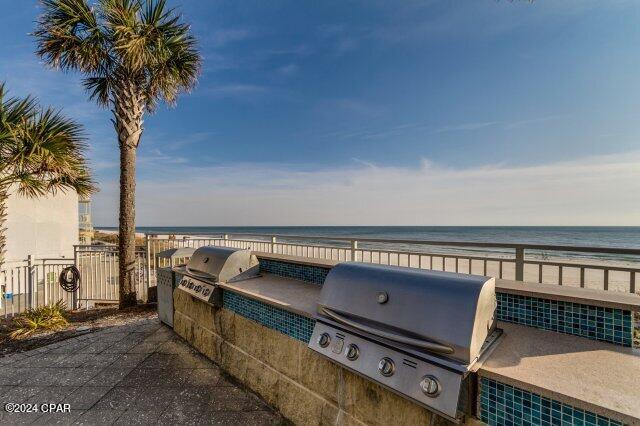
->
515, 247, 524, 281
145, 234, 152, 301
271, 236, 277, 253
351, 240, 359, 262
223, 234, 229, 247
27, 254, 34, 308
72, 246, 79, 310
43, 259, 48, 307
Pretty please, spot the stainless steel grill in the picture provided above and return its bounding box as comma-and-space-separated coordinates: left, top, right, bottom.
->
308, 262, 501, 422
174, 246, 260, 306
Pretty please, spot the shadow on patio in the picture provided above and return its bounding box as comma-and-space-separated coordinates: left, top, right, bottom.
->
0, 314, 284, 425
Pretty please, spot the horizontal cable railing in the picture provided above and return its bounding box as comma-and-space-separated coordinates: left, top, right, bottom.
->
146, 233, 640, 294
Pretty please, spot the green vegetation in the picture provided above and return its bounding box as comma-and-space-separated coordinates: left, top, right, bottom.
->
10, 301, 70, 339
0, 82, 96, 274
35, 0, 201, 308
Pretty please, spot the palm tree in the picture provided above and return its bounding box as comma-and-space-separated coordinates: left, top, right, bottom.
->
34, 0, 201, 307
0, 82, 96, 273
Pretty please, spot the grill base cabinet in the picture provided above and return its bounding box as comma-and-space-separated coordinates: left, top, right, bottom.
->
157, 267, 176, 327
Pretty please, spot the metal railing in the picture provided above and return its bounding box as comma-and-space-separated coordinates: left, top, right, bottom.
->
1, 245, 148, 318
146, 233, 640, 294
3, 232, 636, 318
1, 256, 74, 317
75, 245, 148, 306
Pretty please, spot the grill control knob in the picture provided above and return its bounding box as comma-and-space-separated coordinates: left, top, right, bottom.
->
378, 357, 395, 377
317, 333, 331, 348
420, 375, 441, 397
345, 344, 359, 361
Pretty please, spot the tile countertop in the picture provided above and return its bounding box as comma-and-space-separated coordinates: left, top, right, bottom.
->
219, 270, 640, 425
218, 273, 320, 318
254, 253, 640, 312
480, 322, 640, 425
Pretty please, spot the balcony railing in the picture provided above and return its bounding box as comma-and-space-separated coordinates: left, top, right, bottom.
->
146, 233, 640, 294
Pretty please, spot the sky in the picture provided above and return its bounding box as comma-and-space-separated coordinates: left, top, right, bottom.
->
1, 0, 639, 226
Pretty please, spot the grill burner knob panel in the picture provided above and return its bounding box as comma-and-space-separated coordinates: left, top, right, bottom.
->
317, 333, 331, 348
378, 357, 395, 377
345, 344, 359, 360
420, 375, 441, 397
308, 323, 467, 421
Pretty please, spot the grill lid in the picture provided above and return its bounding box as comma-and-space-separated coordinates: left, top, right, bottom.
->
185, 246, 259, 282
317, 262, 497, 365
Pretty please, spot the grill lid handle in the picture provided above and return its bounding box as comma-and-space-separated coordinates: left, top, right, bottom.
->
185, 265, 216, 280
320, 307, 455, 355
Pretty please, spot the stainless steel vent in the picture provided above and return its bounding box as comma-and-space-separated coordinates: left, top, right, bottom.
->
175, 246, 260, 305
308, 262, 501, 422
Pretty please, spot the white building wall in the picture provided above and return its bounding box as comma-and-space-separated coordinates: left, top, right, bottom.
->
4, 188, 79, 263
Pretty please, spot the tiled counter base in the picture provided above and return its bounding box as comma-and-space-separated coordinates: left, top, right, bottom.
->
172, 289, 452, 426
479, 378, 623, 426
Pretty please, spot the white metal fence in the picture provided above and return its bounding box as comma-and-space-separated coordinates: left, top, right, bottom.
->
147, 233, 640, 294
2, 233, 638, 318
1, 245, 148, 318
1, 256, 74, 317
75, 245, 148, 307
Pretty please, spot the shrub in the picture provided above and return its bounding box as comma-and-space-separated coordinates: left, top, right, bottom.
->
10, 300, 69, 339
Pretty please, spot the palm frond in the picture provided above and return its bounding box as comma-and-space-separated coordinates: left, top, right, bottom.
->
0, 84, 97, 199
0, 83, 39, 128
34, 0, 108, 72
35, 0, 201, 139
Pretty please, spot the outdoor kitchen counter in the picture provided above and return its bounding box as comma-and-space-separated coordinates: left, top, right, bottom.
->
480, 322, 640, 425
218, 273, 320, 318
219, 268, 640, 425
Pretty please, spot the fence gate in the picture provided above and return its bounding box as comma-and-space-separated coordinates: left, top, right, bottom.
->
74, 245, 149, 308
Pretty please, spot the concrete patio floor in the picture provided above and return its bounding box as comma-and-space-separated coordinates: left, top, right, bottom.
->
0, 315, 283, 425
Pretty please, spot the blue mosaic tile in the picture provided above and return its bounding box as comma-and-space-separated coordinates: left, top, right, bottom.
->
259, 258, 330, 285
479, 377, 623, 426
496, 293, 633, 347
223, 291, 315, 342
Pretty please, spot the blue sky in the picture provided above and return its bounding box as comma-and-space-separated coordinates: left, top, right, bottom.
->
1, 1, 640, 225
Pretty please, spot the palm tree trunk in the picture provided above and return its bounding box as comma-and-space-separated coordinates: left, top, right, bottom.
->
115, 86, 144, 309
118, 142, 137, 307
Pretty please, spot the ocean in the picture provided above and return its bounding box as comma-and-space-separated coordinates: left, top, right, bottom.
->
96, 226, 640, 263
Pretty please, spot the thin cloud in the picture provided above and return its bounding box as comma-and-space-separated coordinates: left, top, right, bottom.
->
138, 149, 189, 165
204, 84, 271, 98
92, 150, 640, 226
434, 121, 500, 134
277, 63, 299, 76
208, 28, 254, 47
504, 115, 568, 129
317, 98, 385, 118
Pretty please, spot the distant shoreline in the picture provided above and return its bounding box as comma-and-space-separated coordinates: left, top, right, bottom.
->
96, 224, 639, 267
